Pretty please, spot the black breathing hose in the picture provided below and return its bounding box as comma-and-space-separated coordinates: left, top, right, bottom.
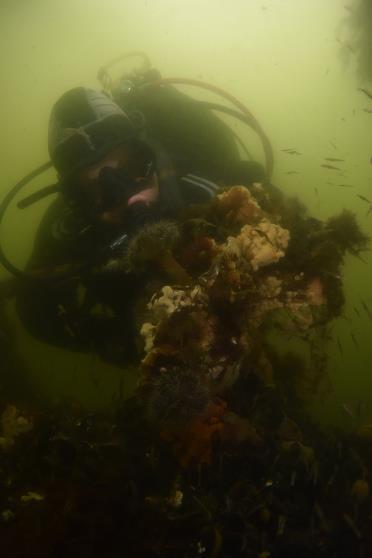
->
0, 161, 146, 282
0, 161, 68, 281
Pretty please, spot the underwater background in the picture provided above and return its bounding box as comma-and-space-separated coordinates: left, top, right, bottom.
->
1, 0, 372, 425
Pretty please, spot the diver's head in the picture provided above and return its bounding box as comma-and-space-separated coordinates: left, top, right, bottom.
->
48, 87, 159, 228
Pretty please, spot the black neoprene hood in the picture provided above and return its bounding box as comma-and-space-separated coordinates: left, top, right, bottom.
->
48, 87, 136, 180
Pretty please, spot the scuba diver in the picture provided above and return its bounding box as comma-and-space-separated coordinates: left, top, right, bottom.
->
0, 55, 273, 366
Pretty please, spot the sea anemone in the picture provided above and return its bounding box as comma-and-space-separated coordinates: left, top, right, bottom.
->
143, 367, 210, 426
125, 220, 191, 283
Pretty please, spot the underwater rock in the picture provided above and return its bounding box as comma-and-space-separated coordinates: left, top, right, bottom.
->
143, 367, 210, 427
135, 186, 329, 468
0, 404, 33, 449
140, 284, 208, 355
326, 209, 369, 255
225, 219, 290, 271
220, 411, 263, 447
215, 185, 262, 225
162, 399, 227, 468
129, 183, 368, 474
305, 276, 326, 306
140, 322, 157, 353
148, 285, 205, 320
179, 235, 220, 274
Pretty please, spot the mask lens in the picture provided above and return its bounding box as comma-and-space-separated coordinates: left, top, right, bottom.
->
64, 140, 155, 214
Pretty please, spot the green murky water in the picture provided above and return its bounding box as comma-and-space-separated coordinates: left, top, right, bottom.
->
2, 2, 372, 556
1, 0, 371, 417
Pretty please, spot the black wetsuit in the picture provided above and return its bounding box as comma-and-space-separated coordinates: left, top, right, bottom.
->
16, 84, 266, 367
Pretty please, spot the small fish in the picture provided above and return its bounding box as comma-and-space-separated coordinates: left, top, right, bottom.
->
290, 470, 297, 487
353, 109, 356, 116
277, 515, 287, 536
343, 513, 362, 540
285, 171, 300, 175
361, 299, 372, 321
321, 164, 342, 171
314, 503, 330, 533
323, 270, 342, 280
118, 374, 124, 401
324, 157, 345, 162
356, 400, 364, 419
353, 306, 360, 317
349, 248, 368, 264
314, 187, 320, 205
337, 38, 354, 52
359, 87, 372, 100
337, 336, 343, 356
282, 148, 297, 152
329, 141, 338, 150
327, 182, 335, 186
350, 332, 359, 348
337, 184, 354, 188
344, 5, 354, 14
342, 402, 355, 419
310, 461, 319, 485
367, 205, 372, 217
283, 150, 302, 155
357, 194, 372, 204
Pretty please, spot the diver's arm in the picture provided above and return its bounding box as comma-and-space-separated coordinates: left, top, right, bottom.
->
15, 279, 137, 366
14, 197, 135, 365
16, 279, 87, 351
14, 196, 87, 351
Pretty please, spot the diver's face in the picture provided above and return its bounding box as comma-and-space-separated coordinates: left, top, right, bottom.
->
77, 144, 159, 227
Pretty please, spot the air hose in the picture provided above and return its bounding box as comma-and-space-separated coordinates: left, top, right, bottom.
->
0, 162, 86, 282
146, 77, 274, 180
97, 55, 274, 178
0, 161, 55, 279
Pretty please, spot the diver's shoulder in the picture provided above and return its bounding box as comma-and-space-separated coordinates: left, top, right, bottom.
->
30, 196, 90, 268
